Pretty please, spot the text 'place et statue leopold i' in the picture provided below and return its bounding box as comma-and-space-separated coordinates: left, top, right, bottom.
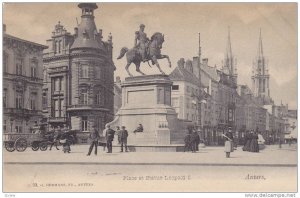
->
117, 24, 172, 77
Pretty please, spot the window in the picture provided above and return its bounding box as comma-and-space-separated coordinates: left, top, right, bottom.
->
3, 120, 7, 133
3, 53, 8, 73
54, 100, 59, 117
15, 126, 22, 133
53, 77, 63, 92
81, 65, 89, 78
172, 85, 179, 90
95, 90, 101, 105
58, 40, 62, 54
42, 92, 47, 110
30, 93, 37, 110
95, 67, 100, 79
53, 98, 63, 117
82, 116, 88, 131
16, 58, 23, 75
15, 92, 23, 109
81, 89, 89, 105
3, 89, 7, 108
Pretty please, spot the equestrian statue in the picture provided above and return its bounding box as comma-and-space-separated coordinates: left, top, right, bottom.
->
117, 24, 172, 77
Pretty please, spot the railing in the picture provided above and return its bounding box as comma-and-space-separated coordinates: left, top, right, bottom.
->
48, 117, 67, 123
3, 73, 43, 83
3, 108, 41, 116
67, 104, 106, 110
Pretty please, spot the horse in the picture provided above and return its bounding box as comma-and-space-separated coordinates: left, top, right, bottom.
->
117, 32, 171, 77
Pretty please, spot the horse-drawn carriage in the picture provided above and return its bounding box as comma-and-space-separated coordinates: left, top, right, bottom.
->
3, 130, 77, 152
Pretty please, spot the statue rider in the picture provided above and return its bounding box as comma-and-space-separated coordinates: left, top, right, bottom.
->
134, 24, 150, 62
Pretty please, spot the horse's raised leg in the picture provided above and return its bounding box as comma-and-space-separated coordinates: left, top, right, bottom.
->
135, 62, 145, 75
152, 56, 165, 75
159, 54, 172, 68
125, 63, 133, 77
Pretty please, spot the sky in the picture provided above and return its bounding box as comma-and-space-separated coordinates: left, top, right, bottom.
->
3, 2, 297, 109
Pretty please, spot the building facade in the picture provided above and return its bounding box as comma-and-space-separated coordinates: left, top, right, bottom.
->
3, 26, 48, 133
43, 3, 115, 143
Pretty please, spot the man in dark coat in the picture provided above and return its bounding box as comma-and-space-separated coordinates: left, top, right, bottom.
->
120, 126, 129, 152
243, 131, 252, 152
87, 125, 100, 156
105, 125, 115, 153
190, 131, 200, 153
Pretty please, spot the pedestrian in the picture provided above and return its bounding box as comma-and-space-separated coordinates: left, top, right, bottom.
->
49, 126, 60, 151
250, 131, 259, 152
227, 129, 234, 152
190, 130, 200, 153
120, 126, 129, 152
116, 126, 121, 144
133, 124, 143, 133
184, 130, 191, 152
87, 125, 100, 156
223, 132, 233, 158
60, 132, 71, 153
242, 131, 251, 152
105, 125, 115, 153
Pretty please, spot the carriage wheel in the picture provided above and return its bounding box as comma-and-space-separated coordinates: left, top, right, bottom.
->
15, 138, 27, 152
5, 141, 15, 152
39, 142, 48, 151
31, 141, 40, 151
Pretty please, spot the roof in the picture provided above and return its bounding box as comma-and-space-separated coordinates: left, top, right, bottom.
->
201, 64, 220, 82
169, 65, 203, 87
70, 15, 107, 51
4, 33, 48, 49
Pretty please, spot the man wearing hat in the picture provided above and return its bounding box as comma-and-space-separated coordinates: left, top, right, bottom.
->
105, 125, 115, 153
120, 126, 129, 152
87, 125, 100, 156
134, 24, 149, 62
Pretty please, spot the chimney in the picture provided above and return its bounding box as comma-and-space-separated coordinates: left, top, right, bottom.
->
3, 24, 6, 33
202, 58, 208, 66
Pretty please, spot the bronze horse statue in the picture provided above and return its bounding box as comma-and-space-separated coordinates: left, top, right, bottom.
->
117, 32, 171, 76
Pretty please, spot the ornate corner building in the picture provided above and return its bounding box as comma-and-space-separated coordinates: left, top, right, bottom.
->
43, 3, 115, 143
3, 25, 48, 133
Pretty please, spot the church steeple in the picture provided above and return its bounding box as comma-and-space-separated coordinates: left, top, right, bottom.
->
222, 26, 237, 84
257, 28, 264, 59
251, 28, 273, 105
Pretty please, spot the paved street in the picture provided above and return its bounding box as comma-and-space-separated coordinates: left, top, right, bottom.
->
3, 144, 297, 192
4, 144, 297, 166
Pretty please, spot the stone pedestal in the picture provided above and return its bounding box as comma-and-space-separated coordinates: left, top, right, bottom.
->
108, 74, 180, 145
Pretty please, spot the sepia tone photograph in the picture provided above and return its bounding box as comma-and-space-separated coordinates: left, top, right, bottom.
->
2, 2, 298, 193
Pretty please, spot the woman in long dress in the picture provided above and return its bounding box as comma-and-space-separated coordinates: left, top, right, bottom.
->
250, 132, 259, 152
223, 132, 233, 158
243, 132, 251, 151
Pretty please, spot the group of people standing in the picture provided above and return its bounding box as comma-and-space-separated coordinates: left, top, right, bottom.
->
87, 125, 129, 156
184, 127, 200, 153
242, 131, 259, 153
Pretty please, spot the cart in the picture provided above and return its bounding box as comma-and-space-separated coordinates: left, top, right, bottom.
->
3, 133, 49, 152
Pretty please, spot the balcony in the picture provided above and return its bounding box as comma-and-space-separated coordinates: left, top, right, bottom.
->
3, 73, 43, 84
67, 104, 109, 112
3, 108, 42, 118
48, 117, 67, 123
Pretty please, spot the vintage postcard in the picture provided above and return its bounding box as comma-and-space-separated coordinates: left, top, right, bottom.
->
2, 2, 297, 194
